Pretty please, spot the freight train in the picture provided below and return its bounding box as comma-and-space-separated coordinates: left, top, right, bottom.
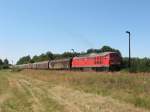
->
15, 52, 122, 71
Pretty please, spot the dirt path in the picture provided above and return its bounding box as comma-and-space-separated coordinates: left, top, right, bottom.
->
0, 72, 149, 112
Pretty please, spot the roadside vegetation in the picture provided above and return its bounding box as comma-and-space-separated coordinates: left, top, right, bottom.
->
0, 59, 9, 69
0, 69, 150, 112
122, 58, 150, 72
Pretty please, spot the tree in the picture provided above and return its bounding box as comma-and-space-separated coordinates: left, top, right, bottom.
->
62, 52, 74, 58
17, 55, 31, 65
86, 46, 122, 56
101, 46, 113, 52
0, 59, 3, 69
0, 59, 3, 65
2, 59, 9, 69
100, 46, 122, 56
38, 54, 49, 61
32, 55, 39, 62
46, 51, 54, 60
31, 52, 54, 62
16, 46, 122, 64
4, 59, 9, 65
87, 48, 101, 54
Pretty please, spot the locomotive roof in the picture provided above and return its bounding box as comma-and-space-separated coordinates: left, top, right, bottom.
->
74, 52, 117, 59
89, 52, 117, 56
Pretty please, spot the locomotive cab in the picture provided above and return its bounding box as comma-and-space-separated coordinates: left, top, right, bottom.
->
109, 52, 122, 71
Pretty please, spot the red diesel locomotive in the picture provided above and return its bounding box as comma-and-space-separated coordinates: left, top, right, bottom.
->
15, 52, 122, 71
72, 52, 121, 71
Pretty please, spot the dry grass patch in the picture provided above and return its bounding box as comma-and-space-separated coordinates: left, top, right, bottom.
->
1, 70, 150, 112
21, 70, 150, 110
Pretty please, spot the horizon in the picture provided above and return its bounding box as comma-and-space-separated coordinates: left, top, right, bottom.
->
0, 0, 150, 63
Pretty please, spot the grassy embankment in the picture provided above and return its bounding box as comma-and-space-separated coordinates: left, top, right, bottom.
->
0, 69, 150, 112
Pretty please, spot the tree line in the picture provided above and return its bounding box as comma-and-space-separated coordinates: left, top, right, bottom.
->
16, 46, 121, 65
0, 59, 9, 69
122, 58, 150, 72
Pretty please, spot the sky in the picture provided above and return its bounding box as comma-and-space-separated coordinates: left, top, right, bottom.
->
0, 0, 150, 63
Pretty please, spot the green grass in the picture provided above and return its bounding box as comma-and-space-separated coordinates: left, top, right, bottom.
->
0, 71, 10, 95
68, 73, 150, 109
0, 70, 65, 112
21, 70, 150, 110
1, 70, 150, 111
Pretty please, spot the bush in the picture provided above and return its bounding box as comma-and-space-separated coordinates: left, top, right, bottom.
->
122, 58, 150, 73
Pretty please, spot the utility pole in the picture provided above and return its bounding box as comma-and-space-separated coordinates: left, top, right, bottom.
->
126, 31, 131, 69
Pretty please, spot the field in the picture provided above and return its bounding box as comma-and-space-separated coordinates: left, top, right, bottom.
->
0, 70, 150, 112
